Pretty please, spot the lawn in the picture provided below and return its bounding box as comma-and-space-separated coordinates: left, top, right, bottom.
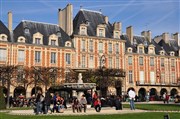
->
0, 112, 180, 119
123, 103, 180, 111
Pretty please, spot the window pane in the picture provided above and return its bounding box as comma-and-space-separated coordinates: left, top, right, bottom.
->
66, 53, 70, 64
129, 70, 133, 83
128, 56, 132, 65
0, 48, 7, 61
51, 52, 56, 63
18, 50, 25, 62
35, 51, 41, 63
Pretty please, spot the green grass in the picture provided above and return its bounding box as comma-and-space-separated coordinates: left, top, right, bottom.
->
123, 104, 180, 111
0, 112, 180, 119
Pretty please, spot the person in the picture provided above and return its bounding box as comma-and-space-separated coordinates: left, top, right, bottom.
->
94, 98, 101, 112
163, 92, 167, 104
128, 89, 135, 110
92, 91, 98, 107
72, 98, 81, 113
44, 91, 52, 114
146, 91, 150, 102
79, 94, 87, 112
115, 96, 122, 110
35, 90, 43, 115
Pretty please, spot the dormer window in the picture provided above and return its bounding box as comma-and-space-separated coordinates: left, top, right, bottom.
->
138, 46, 144, 54
0, 34, 8, 41
97, 24, 106, 37
24, 27, 30, 34
170, 51, 175, 56
113, 31, 120, 39
56, 31, 61, 37
17, 36, 25, 43
128, 47, 132, 53
79, 24, 87, 35
33, 32, 43, 45
65, 41, 71, 47
49, 34, 58, 46
160, 50, 165, 55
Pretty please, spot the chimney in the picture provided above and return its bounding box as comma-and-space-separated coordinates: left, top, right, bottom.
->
173, 32, 180, 46
126, 26, 133, 44
162, 32, 169, 44
104, 16, 108, 24
141, 30, 152, 42
58, 4, 73, 36
8, 11, 13, 32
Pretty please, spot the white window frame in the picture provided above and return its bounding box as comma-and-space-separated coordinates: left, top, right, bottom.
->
18, 50, 25, 62
66, 53, 71, 65
0, 48, 7, 61
35, 51, 41, 63
51, 52, 56, 64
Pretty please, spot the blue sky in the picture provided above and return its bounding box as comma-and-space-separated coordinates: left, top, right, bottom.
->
0, 0, 179, 37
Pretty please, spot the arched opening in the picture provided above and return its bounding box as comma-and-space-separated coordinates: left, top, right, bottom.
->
115, 80, 122, 96
31, 86, 42, 96
14, 86, 26, 98
160, 88, 167, 96
149, 88, 157, 101
127, 87, 135, 92
138, 88, 146, 101
170, 88, 178, 97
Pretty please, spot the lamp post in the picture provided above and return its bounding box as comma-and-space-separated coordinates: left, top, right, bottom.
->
99, 55, 106, 97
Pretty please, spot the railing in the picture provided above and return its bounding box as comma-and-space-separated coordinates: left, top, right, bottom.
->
136, 81, 180, 87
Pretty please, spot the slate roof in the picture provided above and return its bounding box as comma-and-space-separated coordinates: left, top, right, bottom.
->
0, 20, 11, 42
73, 9, 114, 38
121, 33, 179, 56
13, 20, 73, 48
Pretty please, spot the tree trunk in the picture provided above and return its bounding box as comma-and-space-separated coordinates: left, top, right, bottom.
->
6, 79, 10, 108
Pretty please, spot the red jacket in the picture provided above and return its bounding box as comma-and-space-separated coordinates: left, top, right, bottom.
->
94, 100, 101, 106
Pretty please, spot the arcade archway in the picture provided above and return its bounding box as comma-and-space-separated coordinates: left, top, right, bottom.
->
138, 88, 146, 101
14, 86, 26, 98
31, 86, 42, 96
170, 88, 178, 97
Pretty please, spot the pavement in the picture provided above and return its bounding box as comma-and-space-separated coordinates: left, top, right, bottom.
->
3, 102, 180, 116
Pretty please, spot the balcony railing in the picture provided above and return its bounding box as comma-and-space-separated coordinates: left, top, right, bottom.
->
136, 81, 180, 87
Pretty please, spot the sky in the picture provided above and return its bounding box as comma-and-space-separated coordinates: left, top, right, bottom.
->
0, 0, 179, 37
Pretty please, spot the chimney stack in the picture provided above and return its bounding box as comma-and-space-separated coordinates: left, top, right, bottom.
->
162, 32, 169, 44
8, 11, 13, 32
173, 32, 180, 46
141, 30, 152, 42
58, 4, 73, 35
104, 16, 108, 24
126, 26, 133, 44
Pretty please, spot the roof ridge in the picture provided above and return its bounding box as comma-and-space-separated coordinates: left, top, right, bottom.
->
80, 9, 102, 14
22, 20, 58, 26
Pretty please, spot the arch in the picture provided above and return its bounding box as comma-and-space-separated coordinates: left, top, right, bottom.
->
14, 86, 26, 98
127, 87, 135, 92
170, 88, 178, 97
138, 88, 146, 101
160, 88, 167, 96
149, 88, 157, 96
31, 86, 42, 96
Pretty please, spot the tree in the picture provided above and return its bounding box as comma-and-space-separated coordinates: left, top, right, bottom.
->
0, 86, 6, 109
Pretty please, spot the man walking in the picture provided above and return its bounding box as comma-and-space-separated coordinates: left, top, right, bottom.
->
128, 89, 135, 110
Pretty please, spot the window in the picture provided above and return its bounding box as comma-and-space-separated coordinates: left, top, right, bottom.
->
161, 73, 165, 84
149, 48, 154, 54
0, 34, 7, 41
0, 48, 6, 61
81, 27, 86, 35
99, 29, 103, 37
115, 43, 119, 53
139, 47, 143, 53
81, 40, 85, 51
150, 57, 154, 66
116, 57, 119, 69
18, 50, 25, 62
150, 71, 155, 84
99, 42, 103, 53
89, 55, 94, 68
108, 43, 112, 53
161, 58, 164, 67
171, 59, 175, 67
109, 57, 112, 68
128, 56, 132, 65
171, 72, 176, 84
51, 52, 56, 64
129, 70, 133, 83
35, 51, 41, 63
82, 55, 86, 68
66, 53, 70, 64
89, 40, 93, 52
139, 71, 144, 84
139, 57, 143, 65
35, 38, 41, 44
51, 40, 56, 46
114, 31, 119, 38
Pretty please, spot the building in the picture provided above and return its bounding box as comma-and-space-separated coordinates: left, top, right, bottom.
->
0, 4, 180, 100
